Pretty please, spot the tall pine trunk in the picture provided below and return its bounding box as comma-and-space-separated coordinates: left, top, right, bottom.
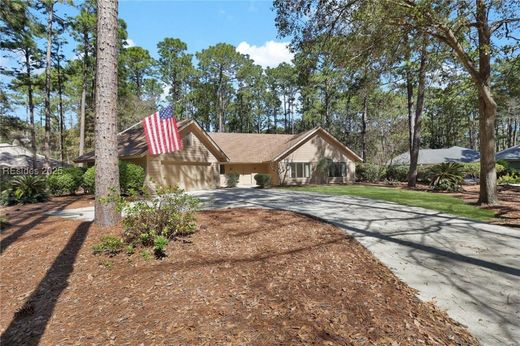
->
361, 94, 368, 161
24, 49, 37, 171
78, 31, 89, 163
57, 53, 65, 163
43, 1, 54, 170
94, 0, 120, 227
217, 68, 224, 132
408, 41, 428, 187
55, 29, 65, 163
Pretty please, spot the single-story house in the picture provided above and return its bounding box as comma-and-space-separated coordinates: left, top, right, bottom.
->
496, 145, 520, 169
389, 146, 480, 165
1, 142, 61, 172
74, 119, 362, 190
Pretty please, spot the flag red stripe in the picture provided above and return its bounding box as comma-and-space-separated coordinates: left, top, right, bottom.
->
143, 110, 182, 155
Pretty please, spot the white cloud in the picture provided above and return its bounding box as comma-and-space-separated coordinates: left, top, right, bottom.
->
125, 38, 136, 47
236, 41, 294, 68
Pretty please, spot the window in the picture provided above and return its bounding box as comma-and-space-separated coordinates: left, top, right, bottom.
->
289, 162, 311, 178
219, 164, 225, 175
329, 162, 347, 177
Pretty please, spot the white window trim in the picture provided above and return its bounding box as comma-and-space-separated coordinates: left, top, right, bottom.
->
289, 162, 311, 178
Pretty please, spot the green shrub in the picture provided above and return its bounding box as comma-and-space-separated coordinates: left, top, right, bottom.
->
497, 173, 520, 185
119, 161, 145, 194
463, 162, 505, 179
92, 235, 124, 256
386, 165, 409, 182
254, 173, 271, 188
428, 162, 464, 192
82, 162, 145, 195
121, 186, 200, 252
416, 165, 431, 183
356, 163, 386, 183
1, 175, 49, 205
47, 167, 84, 195
153, 235, 169, 258
225, 172, 240, 187
82, 166, 96, 194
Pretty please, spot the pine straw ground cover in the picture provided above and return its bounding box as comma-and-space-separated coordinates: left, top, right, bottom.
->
0, 206, 478, 345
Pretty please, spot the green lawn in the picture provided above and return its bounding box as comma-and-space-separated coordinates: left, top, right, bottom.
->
283, 184, 495, 221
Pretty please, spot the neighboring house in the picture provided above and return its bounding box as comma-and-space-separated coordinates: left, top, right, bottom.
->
389, 146, 480, 165
496, 145, 520, 169
0, 142, 61, 171
74, 119, 362, 190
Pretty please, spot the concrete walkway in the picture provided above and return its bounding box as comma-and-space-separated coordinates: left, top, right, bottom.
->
47, 188, 520, 345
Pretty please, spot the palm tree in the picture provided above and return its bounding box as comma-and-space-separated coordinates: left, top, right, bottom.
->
94, 0, 120, 226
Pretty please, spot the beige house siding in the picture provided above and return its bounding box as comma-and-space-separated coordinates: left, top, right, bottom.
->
146, 131, 220, 190
271, 134, 356, 185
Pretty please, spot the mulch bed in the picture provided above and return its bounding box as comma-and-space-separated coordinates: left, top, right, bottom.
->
1, 206, 478, 345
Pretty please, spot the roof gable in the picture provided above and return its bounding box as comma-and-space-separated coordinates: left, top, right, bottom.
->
272, 127, 363, 162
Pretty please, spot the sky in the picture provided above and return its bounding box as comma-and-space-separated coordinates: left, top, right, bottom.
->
117, 0, 293, 67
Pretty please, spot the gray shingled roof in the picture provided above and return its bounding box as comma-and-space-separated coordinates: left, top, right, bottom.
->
496, 145, 520, 161
0, 143, 61, 168
390, 146, 480, 165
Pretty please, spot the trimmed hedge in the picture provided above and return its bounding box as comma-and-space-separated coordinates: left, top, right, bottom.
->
82, 162, 145, 195
254, 173, 271, 188
462, 162, 505, 179
225, 172, 240, 188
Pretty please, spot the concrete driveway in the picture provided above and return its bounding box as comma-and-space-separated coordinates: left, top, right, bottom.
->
190, 188, 520, 346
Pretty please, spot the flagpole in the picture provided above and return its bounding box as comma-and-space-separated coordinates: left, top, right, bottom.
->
118, 121, 142, 135
120, 105, 171, 135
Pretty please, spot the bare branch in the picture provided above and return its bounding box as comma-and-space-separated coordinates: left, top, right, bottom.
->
491, 18, 520, 33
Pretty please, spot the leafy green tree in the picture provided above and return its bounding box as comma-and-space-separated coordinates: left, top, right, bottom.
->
274, 0, 520, 203
121, 46, 154, 99
156, 38, 193, 115
196, 43, 245, 132
1, 0, 42, 169
266, 62, 298, 133
70, 0, 96, 160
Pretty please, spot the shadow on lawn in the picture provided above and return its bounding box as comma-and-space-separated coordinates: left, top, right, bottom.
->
1, 221, 92, 345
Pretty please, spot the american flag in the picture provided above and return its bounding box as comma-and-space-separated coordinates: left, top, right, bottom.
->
143, 106, 183, 155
